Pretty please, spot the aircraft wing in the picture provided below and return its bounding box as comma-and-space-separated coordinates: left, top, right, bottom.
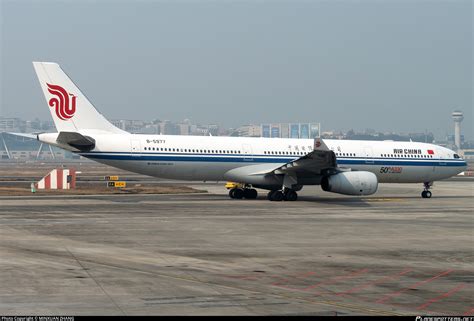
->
272, 138, 337, 176
224, 138, 337, 185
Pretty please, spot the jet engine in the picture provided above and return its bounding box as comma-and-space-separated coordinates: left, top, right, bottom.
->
321, 171, 378, 196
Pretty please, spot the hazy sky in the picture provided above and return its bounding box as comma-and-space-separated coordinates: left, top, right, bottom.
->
1, 0, 472, 139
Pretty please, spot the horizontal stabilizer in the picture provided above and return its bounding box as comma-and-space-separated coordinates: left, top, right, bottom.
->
56, 131, 95, 151
5, 132, 38, 140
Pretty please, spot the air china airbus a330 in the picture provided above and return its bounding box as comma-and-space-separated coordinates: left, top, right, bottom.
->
31, 62, 467, 201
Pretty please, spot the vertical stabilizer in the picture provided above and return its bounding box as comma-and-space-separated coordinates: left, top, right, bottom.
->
32, 62, 125, 134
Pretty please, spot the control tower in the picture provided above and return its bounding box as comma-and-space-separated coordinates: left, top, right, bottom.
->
452, 111, 463, 149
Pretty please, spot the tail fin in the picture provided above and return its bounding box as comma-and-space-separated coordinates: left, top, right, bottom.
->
32, 62, 125, 134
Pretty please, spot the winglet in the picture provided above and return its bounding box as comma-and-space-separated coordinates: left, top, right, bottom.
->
313, 138, 330, 151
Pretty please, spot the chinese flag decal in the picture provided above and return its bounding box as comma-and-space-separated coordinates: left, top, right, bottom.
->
427, 150, 434, 155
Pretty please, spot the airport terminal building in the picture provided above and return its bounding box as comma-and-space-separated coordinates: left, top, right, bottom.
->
235, 123, 321, 139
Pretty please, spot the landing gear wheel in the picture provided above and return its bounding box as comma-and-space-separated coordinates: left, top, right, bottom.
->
268, 190, 284, 201
231, 188, 244, 199
421, 182, 433, 199
284, 190, 298, 201
421, 191, 432, 198
267, 191, 275, 200
243, 188, 258, 199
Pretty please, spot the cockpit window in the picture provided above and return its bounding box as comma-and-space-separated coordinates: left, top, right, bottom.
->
454, 154, 460, 159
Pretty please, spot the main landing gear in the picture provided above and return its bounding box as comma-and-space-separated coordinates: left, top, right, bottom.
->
267, 188, 298, 202
421, 182, 432, 199
229, 187, 258, 199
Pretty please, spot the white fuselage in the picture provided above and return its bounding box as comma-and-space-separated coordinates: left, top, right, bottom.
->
69, 133, 466, 184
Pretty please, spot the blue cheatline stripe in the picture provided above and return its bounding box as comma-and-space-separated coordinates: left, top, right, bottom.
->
82, 153, 288, 163
79, 152, 467, 167
337, 159, 464, 167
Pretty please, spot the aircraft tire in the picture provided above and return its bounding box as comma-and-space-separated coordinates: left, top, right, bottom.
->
267, 191, 275, 200
421, 191, 432, 198
285, 190, 298, 201
244, 188, 258, 199
233, 188, 244, 199
270, 191, 284, 202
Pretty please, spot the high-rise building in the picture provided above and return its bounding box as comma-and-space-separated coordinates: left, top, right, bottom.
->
289, 124, 300, 138
280, 123, 289, 138
261, 124, 270, 138
270, 124, 281, 138
260, 123, 320, 138
300, 124, 310, 139
0, 117, 25, 132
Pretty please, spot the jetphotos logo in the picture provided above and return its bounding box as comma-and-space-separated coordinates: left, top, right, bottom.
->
46, 83, 76, 120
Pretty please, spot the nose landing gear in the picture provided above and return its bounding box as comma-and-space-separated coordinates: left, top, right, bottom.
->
421, 182, 433, 198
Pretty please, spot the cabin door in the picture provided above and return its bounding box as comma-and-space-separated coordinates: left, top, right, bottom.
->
131, 139, 141, 157
242, 144, 253, 162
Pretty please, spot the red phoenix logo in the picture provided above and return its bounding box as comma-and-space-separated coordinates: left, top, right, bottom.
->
46, 83, 76, 120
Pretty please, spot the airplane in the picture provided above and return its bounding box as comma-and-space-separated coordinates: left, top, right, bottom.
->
31, 62, 467, 201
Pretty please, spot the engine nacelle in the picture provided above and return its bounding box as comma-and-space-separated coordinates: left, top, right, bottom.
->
321, 171, 378, 196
